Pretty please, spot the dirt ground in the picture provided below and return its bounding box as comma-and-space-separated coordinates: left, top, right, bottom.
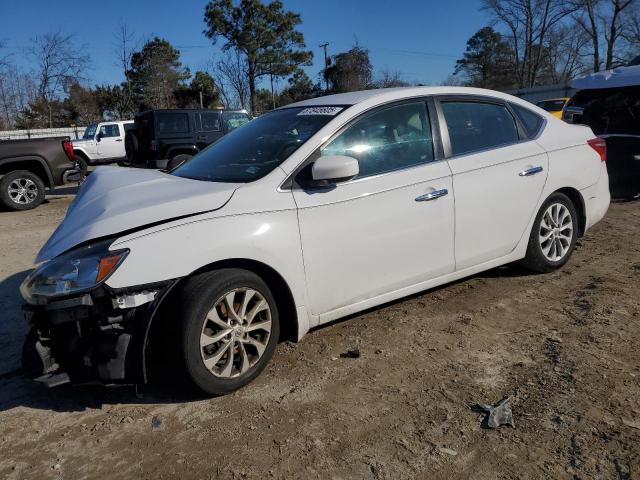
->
0, 192, 639, 480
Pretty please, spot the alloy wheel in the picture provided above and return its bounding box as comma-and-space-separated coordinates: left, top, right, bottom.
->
199, 288, 272, 378
539, 202, 573, 261
8, 178, 38, 205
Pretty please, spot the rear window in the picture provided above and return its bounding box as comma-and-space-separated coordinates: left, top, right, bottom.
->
157, 113, 189, 134
511, 104, 545, 138
442, 101, 519, 156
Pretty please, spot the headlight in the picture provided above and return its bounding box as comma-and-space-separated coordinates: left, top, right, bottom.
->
20, 240, 129, 304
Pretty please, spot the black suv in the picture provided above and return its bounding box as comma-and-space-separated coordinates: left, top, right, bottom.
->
125, 108, 251, 168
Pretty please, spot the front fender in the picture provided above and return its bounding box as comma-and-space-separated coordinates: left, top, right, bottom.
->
106, 209, 307, 313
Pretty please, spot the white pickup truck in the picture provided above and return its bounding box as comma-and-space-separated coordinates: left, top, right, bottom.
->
72, 121, 134, 168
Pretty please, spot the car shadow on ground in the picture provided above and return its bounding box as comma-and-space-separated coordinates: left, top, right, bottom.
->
46, 185, 79, 196
0, 262, 537, 413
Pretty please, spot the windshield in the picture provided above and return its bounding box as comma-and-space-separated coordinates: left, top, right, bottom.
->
83, 123, 98, 139
222, 111, 251, 131
173, 106, 344, 183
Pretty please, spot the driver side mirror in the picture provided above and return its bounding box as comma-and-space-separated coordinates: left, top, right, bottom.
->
96, 132, 103, 142
311, 155, 359, 183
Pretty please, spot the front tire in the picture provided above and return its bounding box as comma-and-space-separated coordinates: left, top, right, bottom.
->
521, 192, 578, 273
176, 269, 280, 396
0, 170, 46, 211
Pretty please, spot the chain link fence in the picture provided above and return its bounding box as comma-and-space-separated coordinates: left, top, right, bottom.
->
0, 126, 87, 141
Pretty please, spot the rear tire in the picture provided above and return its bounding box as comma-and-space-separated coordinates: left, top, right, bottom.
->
125, 130, 140, 163
0, 170, 46, 211
73, 155, 88, 178
175, 269, 280, 396
521, 192, 578, 273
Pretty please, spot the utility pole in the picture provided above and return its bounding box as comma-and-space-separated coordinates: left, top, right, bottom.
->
319, 42, 329, 91
270, 66, 276, 110
199, 90, 204, 108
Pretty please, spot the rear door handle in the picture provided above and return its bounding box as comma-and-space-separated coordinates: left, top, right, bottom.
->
519, 166, 543, 176
415, 188, 448, 202
115, 138, 123, 142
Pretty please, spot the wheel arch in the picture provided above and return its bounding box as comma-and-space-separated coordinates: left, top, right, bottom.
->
554, 187, 586, 237
0, 158, 53, 187
73, 149, 90, 161
186, 258, 299, 341
165, 145, 199, 159
142, 258, 299, 382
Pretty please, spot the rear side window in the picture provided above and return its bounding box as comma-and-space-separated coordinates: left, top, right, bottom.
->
441, 101, 519, 156
157, 113, 189, 134
511, 103, 545, 138
322, 101, 435, 179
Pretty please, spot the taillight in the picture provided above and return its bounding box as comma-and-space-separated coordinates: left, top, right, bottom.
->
150, 140, 156, 151
587, 137, 606, 162
62, 139, 75, 162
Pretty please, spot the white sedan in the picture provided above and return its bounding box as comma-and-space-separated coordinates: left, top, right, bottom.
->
21, 87, 610, 395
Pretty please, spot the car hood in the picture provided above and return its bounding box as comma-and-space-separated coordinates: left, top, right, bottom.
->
36, 166, 238, 263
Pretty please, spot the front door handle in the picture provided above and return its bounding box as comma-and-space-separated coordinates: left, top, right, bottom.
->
519, 166, 543, 176
415, 188, 448, 202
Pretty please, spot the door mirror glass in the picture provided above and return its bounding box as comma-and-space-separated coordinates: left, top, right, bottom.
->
95, 132, 102, 142
311, 155, 359, 183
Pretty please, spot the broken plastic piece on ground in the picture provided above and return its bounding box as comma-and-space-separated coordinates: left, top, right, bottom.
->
340, 349, 361, 359
471, 397, 515, 429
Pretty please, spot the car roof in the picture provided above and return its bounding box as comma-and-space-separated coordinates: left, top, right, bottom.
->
142, 108, 247, 113
282, 86, 528, 109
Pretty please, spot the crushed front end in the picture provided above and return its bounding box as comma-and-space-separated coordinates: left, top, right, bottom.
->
20, 239, 174, 387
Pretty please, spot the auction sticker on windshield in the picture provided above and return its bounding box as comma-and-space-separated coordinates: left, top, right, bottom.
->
297, 107, 343, 116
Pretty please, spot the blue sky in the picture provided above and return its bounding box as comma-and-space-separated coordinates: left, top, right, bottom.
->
1, 0, 489, 89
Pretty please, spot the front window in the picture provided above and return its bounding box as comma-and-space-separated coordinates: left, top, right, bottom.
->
83, 123, 97, 139
99, 124, 120, 138
222, 111, 251, 131
173, 106, 343, 183
322, 102, 434, 179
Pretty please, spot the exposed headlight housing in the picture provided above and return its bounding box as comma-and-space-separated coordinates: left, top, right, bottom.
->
20, 241, 129, 304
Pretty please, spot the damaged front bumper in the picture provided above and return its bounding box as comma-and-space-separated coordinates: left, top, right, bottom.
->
22, 281, 175, 388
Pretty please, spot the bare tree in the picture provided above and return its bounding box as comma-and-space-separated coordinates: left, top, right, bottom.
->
574, 0, 602, 72
574, 0, 636, 71
211, 51, 250, 110
374, 69, 410, 88
603, 0, 635, 69
112, 22, 137, 118
0, 63, 37, 129
483, 0, 580, 87
541, 24, 591, 83
28, 32, 90, 127
622, 5, 640, 59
